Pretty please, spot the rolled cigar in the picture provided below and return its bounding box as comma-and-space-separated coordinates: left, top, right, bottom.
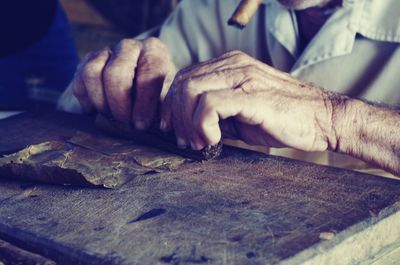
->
228, 0, 262, 29
95, 114, 223, 161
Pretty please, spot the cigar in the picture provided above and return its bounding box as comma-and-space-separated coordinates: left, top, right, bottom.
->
228, 0, 262, 29
95, 114, 223, 161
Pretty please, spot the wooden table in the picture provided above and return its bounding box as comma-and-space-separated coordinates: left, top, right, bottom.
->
0, 111, 399, 265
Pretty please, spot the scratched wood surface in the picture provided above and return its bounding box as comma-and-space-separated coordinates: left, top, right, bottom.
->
0, 111, 399, 265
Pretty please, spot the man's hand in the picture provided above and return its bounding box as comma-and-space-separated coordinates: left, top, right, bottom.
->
72, 37, 176, 129
161, 51, 336, 151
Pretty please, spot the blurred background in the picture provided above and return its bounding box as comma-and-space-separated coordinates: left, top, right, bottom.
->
61, 0, 180, 57
0, 0, 179, 109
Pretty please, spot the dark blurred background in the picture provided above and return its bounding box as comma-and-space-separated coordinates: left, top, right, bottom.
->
61, 0, 180, 58
0, 0, 179, 109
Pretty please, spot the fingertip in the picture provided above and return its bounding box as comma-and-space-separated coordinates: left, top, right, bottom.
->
193, 109, 221, 147
188, 129, 207, 150
132, 116, 153, 130
197, 118, 222, 146
160, 119, 171, 132
160, 96, 173, 131
190, 140, 206, 151
177, 137, 188, 149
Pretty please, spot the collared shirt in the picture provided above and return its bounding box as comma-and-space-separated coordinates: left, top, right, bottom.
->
158, 0, 399, 104
58, 0, 400, 177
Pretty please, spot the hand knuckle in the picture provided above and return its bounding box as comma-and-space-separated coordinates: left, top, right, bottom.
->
242, 65, 257, 77
224, 50, 242, 57
140, 56, 166, 71
144, 37, 166, 50
81, 62, 102, 81
175, 69, 187, 82
235, 53, 250, 63
118, 38, 136, 49
184, 78, 197, 91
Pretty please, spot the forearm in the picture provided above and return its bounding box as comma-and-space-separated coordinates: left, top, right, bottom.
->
328, 94, 400, 176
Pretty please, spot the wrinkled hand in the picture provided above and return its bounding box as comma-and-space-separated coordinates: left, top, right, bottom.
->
161, 51, 336, 152
72, 37, 176, 129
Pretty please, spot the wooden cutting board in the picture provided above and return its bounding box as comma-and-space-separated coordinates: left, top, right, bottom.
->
0, 110, 399, 265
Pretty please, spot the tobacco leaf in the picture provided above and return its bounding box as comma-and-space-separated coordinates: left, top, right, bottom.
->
0, 131, 190, 188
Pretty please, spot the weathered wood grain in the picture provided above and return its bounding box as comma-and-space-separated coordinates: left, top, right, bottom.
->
0, 238, 56, 265
0, 111, 399, 264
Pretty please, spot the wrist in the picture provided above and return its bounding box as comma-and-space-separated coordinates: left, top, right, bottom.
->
323, 92, 360, 154
329, 93, 375, 161
323, 91, 400, 175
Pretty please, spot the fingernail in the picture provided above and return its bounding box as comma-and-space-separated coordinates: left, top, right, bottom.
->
190, 141, 201, 150
160, 119, 167, 131
135, 121, 146, 130
177, 138, 187, 149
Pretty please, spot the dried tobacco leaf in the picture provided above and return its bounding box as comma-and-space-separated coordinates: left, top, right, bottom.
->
0, 132, 190, 188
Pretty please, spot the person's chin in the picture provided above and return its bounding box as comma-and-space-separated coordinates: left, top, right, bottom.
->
277, 0, 330, 10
